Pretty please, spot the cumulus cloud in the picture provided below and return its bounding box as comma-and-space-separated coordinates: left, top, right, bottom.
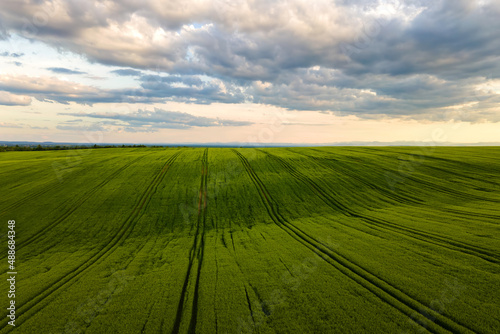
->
0, 0, 375, 74
0, 0, 499, 121
0, 74, 114, 105
139, 74, 247, 104
247, 67, 500, 120
0, 74, 243, 105
0, 91, 32, 106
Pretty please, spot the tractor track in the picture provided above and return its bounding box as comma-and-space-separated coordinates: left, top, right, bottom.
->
260, 149, 500, 264
309, 147, 500, 204
287, 148, 425, 205
171, 149, 208, 334
308, 147, 500, 222
358, 146, 500, 175
233, 149, 476, 334
0, 155, 121, 216
0, 151, 181, 332
339, 146, 500, 193
1, 153, 153, 260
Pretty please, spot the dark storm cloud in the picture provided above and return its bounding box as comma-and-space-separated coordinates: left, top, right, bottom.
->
0, 0, 499, 121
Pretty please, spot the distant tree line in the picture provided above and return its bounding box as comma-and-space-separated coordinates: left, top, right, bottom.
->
0, 144, 162, 152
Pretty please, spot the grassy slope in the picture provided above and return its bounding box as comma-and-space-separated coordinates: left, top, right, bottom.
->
0, 147, 499, 333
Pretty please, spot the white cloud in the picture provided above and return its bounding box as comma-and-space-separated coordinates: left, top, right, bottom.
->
58, 107, 253, 132
0, 0, 499, 144
0, 90, 32, 106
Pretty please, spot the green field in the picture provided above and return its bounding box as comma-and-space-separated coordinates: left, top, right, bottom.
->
1, 147, 499, 333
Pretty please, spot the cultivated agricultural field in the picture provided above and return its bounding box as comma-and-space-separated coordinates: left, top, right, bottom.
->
0, 146, 499, 333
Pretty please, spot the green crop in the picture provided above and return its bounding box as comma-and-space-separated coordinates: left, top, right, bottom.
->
0, 147, 498, 333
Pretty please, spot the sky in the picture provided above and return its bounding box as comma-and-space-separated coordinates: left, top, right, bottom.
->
1, 0, 500, 145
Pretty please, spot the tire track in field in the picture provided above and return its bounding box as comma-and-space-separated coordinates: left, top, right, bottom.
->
261, 150, 500, 264
244, 287, 256, 327
0, 155, 120, 216
171, 148, 208, 334
0, 151, 182, 332
361, 146, 500, 175
135, 185, 191, 334
233, 149, 476, 334
406, 173, 500, 203
188, 148, 208, 334
1, 186, 54, 215
310, 147, 500, 204
225, 225, 269, 330
305, 148, 500, 222
438, 207, 500, 221
339, 147, 500, 206
81, 234, 172, 333
67, 205, 179, 333
11, 151, 181, 328
288, 148, 424, 205
213, 193, 220, 334
103, 218, 177, 333
138, 233, 178, 333
1, 153, 153, 260
290, 148, 500, 256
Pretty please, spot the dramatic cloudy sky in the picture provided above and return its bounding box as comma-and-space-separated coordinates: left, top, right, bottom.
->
1, 0, 500, 144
